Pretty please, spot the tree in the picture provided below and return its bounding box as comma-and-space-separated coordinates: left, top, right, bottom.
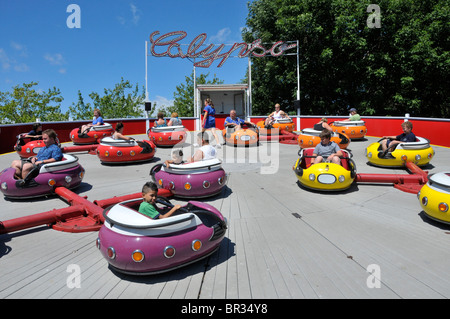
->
242, 0, 449, 117
0, 81, 69, 124
68, 90, 92, 120
69, 78, 146, 120
169, 71, 224, 117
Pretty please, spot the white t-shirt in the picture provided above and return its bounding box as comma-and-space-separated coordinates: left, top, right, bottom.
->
273, 110, 283, 120
200, 145, 216, 160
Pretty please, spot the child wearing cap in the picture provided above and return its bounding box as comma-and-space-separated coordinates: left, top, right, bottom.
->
347, 108, 361, 121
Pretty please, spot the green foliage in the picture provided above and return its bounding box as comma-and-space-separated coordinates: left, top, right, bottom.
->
168, 72, 224, 117
69, 78, 145, 120
68, 90, 92, 121
0, 82, 69, 124
243, 0, 449, 117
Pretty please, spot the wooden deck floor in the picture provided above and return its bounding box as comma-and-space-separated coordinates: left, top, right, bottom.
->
1, 132, 450, 300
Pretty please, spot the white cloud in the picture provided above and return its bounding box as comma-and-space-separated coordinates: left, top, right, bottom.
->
118, 3, 141, 26
130, 3, 140, 25
0, 47, 29, 72
14, 63, 29, 72
0, 48, 11, 70
209, 28, 232, 44
44, 53, 65, 65
153, 95, 174, 106
117, 16, 126, 25
10, 41, 28, 57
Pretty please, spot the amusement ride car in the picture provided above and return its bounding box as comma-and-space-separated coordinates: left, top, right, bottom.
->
331, 120, 367, 140
150, 158, 227, 198
418, 172, 450, 224
222, 123, 259, 147
297, 128, 350, 149
96, 137, 156, 164
0, 154, 85, 199
256, 118, 295, 136
96, 196, 227, 275
293, 148, 356, 191
365, 136, 434, 167
70, 123, 114, 145
147, 125, 187, 147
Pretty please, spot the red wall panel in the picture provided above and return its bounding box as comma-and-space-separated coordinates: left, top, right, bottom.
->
1, 116, 448, 155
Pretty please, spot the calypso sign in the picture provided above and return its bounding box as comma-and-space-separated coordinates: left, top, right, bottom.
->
149, 31, 297, 68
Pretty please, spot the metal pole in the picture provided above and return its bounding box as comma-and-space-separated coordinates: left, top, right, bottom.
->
194, 62, 199, 131
248, 56, 252, 118
145, 41, 150, 132
296, 40, 300, 131
145, 41, 148, 101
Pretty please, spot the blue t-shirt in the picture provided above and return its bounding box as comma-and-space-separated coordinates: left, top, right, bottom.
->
396, 132, 416, 142
36, 143, 63, 161
224, 116, 245, 126
93, 116, 104, 125
203, 105, 215, 128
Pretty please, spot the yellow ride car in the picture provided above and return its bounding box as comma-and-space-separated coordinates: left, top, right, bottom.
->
293, 148, 356, 191
418, 172, 450, 224
365, 136, 434, 167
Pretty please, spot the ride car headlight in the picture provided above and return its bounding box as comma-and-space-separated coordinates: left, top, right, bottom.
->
132, 250, 145, 262
164, 246, 176, 258
1, 182, 7, 190
309, 174, 315, 181
192, 240, 202, 251
415, 154, 421, 161
439, 203, 449, 213
107, 247, 116, 259
338, 175, 345, 183
422, 196, 428, 206
65, 176, 72, 183
367, 152, 372, 158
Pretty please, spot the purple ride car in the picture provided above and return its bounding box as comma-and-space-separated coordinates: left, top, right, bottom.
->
0, 154, 85, 199
150, 158, 227, 198
97, 197, 227, 275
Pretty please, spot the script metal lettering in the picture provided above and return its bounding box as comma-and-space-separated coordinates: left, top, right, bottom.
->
149, 31, 297, 68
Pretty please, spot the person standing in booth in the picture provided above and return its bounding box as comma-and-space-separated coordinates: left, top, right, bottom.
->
202, 98, 221, 146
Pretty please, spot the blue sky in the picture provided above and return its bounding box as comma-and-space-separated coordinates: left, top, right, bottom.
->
0, 0, 251, 114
